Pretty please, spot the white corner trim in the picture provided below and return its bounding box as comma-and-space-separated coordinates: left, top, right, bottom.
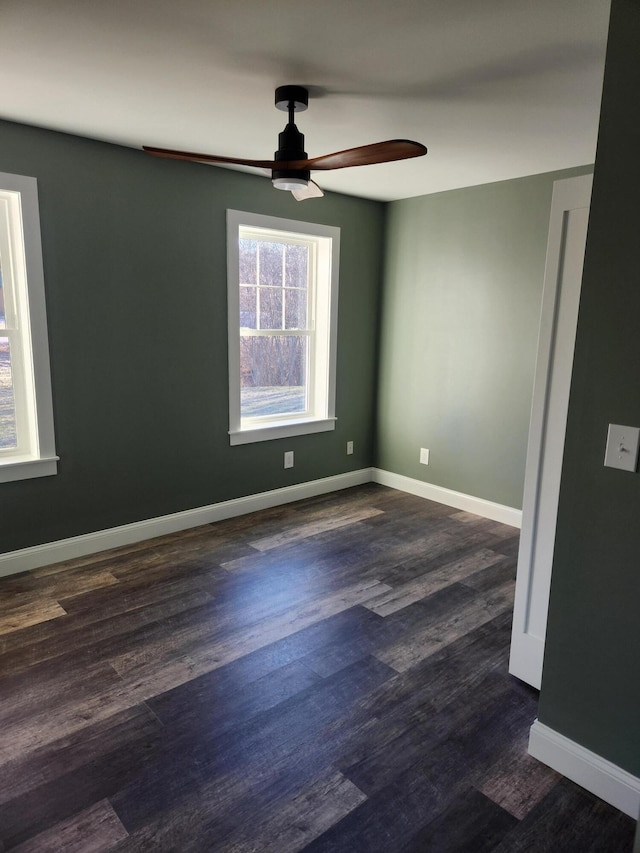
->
508, 632, 544, 691
372, 469, 522, 528
0, 468, 374, 579
529, 720, 640, 818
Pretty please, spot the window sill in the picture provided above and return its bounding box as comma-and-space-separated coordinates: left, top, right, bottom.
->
229, 417, 337, 446
0, 455, 59, 483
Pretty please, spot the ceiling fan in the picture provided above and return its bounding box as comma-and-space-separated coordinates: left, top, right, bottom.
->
143, 85, 427, 200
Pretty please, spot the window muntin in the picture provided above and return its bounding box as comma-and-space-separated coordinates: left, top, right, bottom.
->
0, 172, 57, 482
227, 211, 339, 445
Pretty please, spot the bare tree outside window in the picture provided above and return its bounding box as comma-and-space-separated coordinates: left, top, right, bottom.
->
239, 237, 310, 418
0, 258, 18, 449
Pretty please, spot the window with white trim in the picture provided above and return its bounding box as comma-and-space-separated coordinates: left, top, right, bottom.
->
227, 210, 340, 445
0, 172, 57, 482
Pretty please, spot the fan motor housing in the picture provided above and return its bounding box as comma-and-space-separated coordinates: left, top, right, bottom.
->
273, 118, 310, 183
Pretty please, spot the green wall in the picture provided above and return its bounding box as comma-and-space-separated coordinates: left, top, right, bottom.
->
3, 16, 635, 787
376, 166, 591, 509
538, 0, 640, 777
0, 120, 385, 553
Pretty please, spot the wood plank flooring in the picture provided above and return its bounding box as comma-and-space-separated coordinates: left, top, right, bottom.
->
0, 484, 635, 852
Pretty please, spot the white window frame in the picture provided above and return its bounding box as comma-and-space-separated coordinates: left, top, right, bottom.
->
0, 172, 57, 482
227, 210, 340, 445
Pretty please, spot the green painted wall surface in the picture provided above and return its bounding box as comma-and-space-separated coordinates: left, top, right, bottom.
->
538, 0, 640, 777
0, 120, 385, 553
376, 166, 591, 509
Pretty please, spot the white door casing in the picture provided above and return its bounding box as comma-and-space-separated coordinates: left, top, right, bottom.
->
509, 174, 592, 689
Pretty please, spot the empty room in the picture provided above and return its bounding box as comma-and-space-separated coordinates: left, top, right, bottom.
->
0, 1, 638, 850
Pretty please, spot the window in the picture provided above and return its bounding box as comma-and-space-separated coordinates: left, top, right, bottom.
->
0, 172, 57, 482
227, 210, 340, 445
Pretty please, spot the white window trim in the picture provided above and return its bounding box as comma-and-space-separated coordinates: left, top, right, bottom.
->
0, 172, 57, 483
227, 210, 340, 445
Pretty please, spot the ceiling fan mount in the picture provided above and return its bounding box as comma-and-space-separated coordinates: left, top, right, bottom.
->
144, 85, 427, 201
273, 86, 311, 190
274, 85, 308, 113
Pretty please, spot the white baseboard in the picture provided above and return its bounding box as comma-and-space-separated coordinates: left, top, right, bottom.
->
372, 469, 522, 528
1, 466, 522, 579
0, 468, 374, 578
529, 720, 640, 818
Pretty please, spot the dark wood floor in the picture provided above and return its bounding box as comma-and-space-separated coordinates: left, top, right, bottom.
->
0, 484, 635, 852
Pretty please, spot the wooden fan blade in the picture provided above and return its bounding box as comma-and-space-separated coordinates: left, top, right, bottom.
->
143, 146, 278, 169
291, 180, 324, 201
306, 140, 427, 171
143, 138, 426, 174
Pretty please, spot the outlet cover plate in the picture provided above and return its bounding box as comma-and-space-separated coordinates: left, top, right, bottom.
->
284, 450, 294, 469
604, 424, 639, 472
420, 448, 430, 465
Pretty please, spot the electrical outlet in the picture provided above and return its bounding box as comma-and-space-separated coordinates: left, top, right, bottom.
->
346, 441, 354, 455
420, 448, 430, 465
284, 450, 294, 469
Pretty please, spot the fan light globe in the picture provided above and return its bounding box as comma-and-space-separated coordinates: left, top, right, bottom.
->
272, 177, 309, 191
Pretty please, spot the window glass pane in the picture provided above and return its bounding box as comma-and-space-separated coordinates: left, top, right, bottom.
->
0, 337, 17, 449
259, 242, 283, 287
259, 286, 283, 330
239, 286, 257, 329
240, 335, 307, 417
285, 244, 308, 289
285, 288, 307, 329
0, 254, 5, 329
239, 239, 257, 285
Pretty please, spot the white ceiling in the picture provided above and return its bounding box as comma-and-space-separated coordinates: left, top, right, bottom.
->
0, 0, 611, 201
